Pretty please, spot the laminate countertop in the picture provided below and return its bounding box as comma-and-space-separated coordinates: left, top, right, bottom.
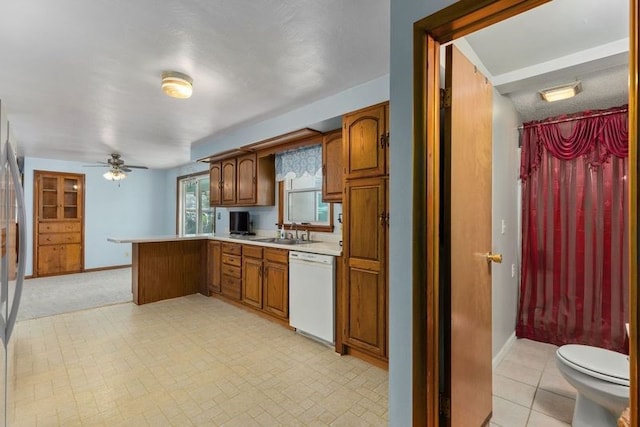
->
108, 234, 342, 257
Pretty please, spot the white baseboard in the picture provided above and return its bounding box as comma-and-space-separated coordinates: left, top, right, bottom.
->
493, 332, 516, 369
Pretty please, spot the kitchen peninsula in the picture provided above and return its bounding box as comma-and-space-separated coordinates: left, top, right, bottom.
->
108, 234, 341, 305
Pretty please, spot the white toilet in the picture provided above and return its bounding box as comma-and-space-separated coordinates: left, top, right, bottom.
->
556, 344, 629, 427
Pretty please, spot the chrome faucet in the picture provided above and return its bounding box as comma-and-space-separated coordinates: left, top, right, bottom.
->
292, 222, 299, 240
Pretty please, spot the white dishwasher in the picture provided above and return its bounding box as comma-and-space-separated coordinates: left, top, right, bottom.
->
289, 251, 335, 344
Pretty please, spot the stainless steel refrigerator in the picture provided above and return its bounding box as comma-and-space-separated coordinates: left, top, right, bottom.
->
0, 100, 26, 427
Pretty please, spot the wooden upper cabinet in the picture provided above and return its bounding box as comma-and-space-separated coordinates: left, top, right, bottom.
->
209, 163, 222, 206
343, 102, 389, 179
39, 173, 83, 220
322, 129, 343, 202
236, 153, 257, 205
221, 159, 236, 205
207, 153, 275, 207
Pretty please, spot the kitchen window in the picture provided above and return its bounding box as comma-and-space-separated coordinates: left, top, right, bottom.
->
283, 174, 329, 226
177, 173, 213, 234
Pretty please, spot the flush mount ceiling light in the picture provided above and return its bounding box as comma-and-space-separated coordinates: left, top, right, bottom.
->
103, 170, 126, 181
161, 71, 193, 99
539, 81, 582, 103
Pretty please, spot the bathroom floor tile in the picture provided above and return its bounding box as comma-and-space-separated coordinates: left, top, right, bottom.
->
491, 396, 530, 427
532, 389, 575, 424
493, 374, 536, 408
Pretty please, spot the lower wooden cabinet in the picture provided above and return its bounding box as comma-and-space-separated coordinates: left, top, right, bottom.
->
263, 255, 289, 319
37, 244, 82, 276
207, 241, 222, 294
221, 243, 242, 300
241, 245, 289, 320
242, 246, 264, 309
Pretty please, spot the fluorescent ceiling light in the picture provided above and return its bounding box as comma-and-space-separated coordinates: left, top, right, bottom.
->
539, 81, 582, 102
161, 71, 193, 99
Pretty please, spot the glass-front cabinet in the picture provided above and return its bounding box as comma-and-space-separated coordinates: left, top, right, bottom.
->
38, 173, 82, 221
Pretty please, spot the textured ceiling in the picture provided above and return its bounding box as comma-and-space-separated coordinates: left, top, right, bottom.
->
0, 0, 630, 169
0, 0, 389, 168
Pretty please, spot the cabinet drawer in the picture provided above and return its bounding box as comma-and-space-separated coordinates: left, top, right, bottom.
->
38, 222, 81, 233
39, 232, 80, 245
221, 275, 242, 300
222, 254, 241, 267
221, 264, 241, 279
222, 243, 242, 255
243, 245, 263, 259
264, 248, 288, 264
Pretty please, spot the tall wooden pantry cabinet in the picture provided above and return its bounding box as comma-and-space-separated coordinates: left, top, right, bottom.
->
34, 171, 84, 276
340, 102, 389, 365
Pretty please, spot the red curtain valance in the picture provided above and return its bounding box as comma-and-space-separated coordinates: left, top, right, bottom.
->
520, 105, 628, 181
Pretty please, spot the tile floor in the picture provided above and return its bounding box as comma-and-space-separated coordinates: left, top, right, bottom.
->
491, 338, 576, 427
12, 274, 577, 426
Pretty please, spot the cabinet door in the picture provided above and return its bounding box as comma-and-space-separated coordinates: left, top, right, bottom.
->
343, 177, 387, 357
236, 153, 257, 205
210, 163, 222, 206
60, 244, 82, 273
242, 257, 263, 308
263, 261, 288, 319
322, 130, 343, 202
62, 176, 82, 219
37, 245, 61, 275
39, 175, 60, 220
208, 241, 222, 294
343, 103, 388, 179
221, 159, 236, 205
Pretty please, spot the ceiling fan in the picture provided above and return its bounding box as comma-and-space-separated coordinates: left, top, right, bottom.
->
84, 153, 148, 181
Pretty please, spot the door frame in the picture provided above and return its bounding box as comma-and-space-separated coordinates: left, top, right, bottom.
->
412, 1, 638, 426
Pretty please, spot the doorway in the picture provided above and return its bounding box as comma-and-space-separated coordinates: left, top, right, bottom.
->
412, 1, 637, 426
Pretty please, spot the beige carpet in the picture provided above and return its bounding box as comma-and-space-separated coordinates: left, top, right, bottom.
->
16, 268, 132, 321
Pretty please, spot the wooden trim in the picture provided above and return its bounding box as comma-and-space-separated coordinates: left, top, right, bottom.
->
83, 264, 131, 273
196, 148, 249, 164
241, 128, 321, 153
412, 29, 440, 426
629, 0, 638, 424
276, 181, 334, 233
414, 0, 550, 43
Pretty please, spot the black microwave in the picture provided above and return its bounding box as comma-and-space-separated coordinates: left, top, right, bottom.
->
229, 211, 250, 235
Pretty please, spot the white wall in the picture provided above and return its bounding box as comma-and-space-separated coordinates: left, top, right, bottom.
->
24, 157, 170, 275
491, 91, 521, 357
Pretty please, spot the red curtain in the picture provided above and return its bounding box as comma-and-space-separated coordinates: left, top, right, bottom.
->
516, 105, 629, 353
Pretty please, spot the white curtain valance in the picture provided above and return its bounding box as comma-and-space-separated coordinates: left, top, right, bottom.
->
275, 144, 322, 181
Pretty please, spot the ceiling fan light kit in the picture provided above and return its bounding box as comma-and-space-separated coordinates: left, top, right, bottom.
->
161, 71, 193, 99
103, 170, 126, 181
539, 81, 582, 102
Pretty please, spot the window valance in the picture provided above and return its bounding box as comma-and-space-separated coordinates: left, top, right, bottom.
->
275, 144, 322, 181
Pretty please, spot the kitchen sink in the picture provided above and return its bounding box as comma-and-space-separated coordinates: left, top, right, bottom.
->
251, 237, 319, 245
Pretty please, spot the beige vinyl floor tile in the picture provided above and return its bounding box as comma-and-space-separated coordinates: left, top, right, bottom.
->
10, 295, 388, 426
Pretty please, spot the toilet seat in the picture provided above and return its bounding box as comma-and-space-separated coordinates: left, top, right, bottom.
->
557, 344, 629, 386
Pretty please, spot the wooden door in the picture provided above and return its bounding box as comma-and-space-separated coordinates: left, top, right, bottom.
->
210, 163, 222, 206
443, 45, 493, 426
208, 241, 221, 294
322, 129, 343, 202
242, 256, 263, 308
236, 153, 257, 205
343, 177, 387, 358
343, 103, 387, 179
263, 260, 289, 319
221, 159, 236, 205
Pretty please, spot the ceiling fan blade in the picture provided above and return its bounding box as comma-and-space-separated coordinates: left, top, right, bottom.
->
82, 164, 110, 167
121, 167, 132, 172
123, 165, 148, 169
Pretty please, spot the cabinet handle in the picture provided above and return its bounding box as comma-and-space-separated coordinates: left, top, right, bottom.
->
379, 212, 386, 226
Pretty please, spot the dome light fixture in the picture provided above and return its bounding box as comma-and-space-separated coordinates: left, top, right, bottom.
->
161, 71, 193, 99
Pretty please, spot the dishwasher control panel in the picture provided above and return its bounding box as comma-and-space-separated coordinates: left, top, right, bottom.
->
289, 251, 334, 265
